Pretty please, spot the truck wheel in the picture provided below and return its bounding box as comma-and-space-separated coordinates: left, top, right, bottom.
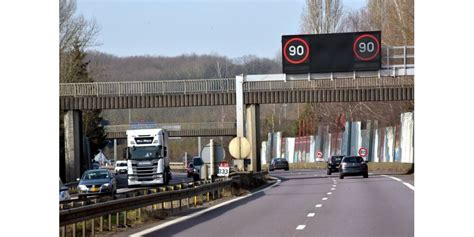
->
339, 174, 344, 179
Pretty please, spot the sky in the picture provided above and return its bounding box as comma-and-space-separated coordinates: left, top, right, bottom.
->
77, 0, 366, 59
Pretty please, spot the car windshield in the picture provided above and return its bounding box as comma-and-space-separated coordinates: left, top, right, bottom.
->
331, 157, 343, 162
274, 158, 284, 162
129, 146, 162, 160
342, 157, 363, 163
193, 158, 203, 166
82, 170, 110, 180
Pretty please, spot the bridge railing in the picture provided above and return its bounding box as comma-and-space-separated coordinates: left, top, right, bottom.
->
60, 78, 235, 97
104, 122, 237, 133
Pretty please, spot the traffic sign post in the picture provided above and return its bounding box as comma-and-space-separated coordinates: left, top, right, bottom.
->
282, 31, 381, 74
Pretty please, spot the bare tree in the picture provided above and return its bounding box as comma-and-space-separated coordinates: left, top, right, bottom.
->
60, 0, 100, 52
300, 0, 344, 34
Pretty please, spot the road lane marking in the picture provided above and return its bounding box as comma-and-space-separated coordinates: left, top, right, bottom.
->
130, 178, 282, 236
296, 225, 306, 230
403, 182, 415, 190
327, 192, 332, 195
332, 185, 336, 187
315, 204, 322, 208
307, 213, 315, 217
331, 188, 335, 190
381, 175, 414, 191
322, 197, 328, 200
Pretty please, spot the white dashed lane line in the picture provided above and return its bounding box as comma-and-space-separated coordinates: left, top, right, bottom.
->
296, 225, 306, 230
331, 188, 335, 190
307, 213, 315, 217
381, 175, 414, 191
315, 204, 322, 208
322, 197, 328, 200
332, 184, 336, 187
327, 192, 332, 195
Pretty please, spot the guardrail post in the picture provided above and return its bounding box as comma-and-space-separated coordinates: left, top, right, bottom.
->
72, 223, 76, 237
116, 212, 119, 228
61, 226, 65, 237
99, 216, 103, 232
91, 219, 94, 236
387, 46, 390, 67
123, 211, 127, 227
108, 214, 111, 231
82, 221, 85, 237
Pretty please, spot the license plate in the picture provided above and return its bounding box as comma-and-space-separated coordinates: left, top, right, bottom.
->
91, 187, 99, 192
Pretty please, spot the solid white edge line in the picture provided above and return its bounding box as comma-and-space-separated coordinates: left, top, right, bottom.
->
130, 178, 282, 237
403, 182, 415, 191
381, 175, 414, 191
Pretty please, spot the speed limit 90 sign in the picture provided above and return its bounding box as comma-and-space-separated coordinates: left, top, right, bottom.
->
283, 38, 309, 64
282, 31, 381, 73
353, 34, 380, 61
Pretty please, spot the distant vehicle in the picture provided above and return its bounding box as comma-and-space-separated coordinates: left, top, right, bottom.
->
114, 160, 128, 174
59, 178, 70, 201
269, 158, 289, 171
339, 156, 368, 179
186, 163, 194, 178
327, 155, 344, 175
192, 157, 204, 181
125, 128, 172, 186
77, 169, 117, 196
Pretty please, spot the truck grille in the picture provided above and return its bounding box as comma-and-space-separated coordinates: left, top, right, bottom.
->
131, 163, 158, 181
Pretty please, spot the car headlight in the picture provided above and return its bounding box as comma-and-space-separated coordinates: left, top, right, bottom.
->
193, 168, 198, 172
103, 183, 110, 187
78, 184, 87, 190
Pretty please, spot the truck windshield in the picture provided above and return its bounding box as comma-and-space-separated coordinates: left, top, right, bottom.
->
129, 146, 162, 160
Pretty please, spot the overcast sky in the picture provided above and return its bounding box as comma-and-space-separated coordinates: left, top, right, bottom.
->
77, 0, 366, 59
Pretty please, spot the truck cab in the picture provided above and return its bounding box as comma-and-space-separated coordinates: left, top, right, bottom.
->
125, 128, 172, 186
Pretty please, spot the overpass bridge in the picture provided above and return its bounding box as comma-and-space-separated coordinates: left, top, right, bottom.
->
104, 122, 237, 139
60, 45, 414, 182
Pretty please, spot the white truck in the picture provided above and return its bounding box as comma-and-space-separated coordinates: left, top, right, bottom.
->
125, 128, 172, 186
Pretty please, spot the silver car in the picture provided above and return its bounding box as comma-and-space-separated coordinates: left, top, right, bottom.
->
77, 169, 117, 196
59, 178, 70, 201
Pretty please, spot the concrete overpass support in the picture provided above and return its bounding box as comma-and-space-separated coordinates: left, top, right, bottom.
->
64, 110, 82, 182
245, 104, 261, 172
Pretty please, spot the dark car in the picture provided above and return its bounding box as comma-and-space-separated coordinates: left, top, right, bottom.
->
339, 156, 368, 179
77, 169, 117, 196
269, 158, 289, 171
327, 155, 344, 175
186, 163, 194, 178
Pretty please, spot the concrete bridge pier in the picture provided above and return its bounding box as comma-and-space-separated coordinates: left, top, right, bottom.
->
245, 104, 261, 172
64, 110, 83, 182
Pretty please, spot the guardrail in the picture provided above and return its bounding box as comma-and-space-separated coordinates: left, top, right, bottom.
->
60, 178, 234, 236
59, 46, 414, 97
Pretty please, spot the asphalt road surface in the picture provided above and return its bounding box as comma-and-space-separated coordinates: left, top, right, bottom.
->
136, 169, 413, 237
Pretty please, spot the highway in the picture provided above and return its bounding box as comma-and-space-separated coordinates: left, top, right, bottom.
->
132, 169, 413, 237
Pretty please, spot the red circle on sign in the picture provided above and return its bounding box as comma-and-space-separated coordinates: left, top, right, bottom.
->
358, 147, 368, 157
317, 151, 323, 158
283, 38, 310, 64
353, 34, 380, 61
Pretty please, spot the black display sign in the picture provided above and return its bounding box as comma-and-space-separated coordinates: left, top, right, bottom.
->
282, 31, 381, 73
